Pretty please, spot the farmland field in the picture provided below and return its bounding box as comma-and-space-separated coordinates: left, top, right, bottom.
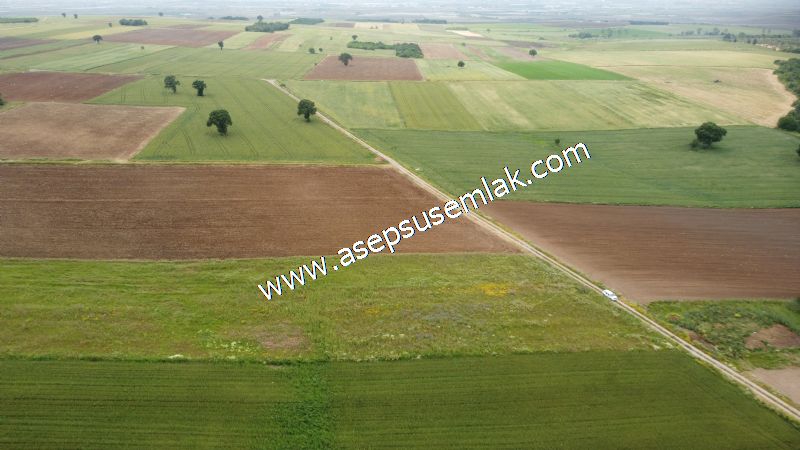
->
0, 103, 183, 160
390, 82, 482, 130
284, 80, 404, 128
497, 60, 629, 80
0, 71, 140, 102
104, 28, 238, 47
2, 353, 798, 449
548, 49, 796, 68
91, 46, 320, 78
416, 59, 523, 80
90, 77, 371, 162
304, 55, 423, 81
609, 65, 796, 127
447, 80, 741, 131
0, 255, 648, 360
483, 202, 800, 300
0, 42, 173, 71
0, 165, 513, 259
358, 126, 800, 207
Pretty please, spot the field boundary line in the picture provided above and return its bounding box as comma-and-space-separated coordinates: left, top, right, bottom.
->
263, 78, 800, 423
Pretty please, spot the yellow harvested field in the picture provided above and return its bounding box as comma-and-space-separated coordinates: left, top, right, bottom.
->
611, 66, 797, 127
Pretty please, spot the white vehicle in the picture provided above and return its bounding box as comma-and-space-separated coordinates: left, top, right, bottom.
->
602, 289, 618, 302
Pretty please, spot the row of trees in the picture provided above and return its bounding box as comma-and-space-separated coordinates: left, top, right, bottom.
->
119, 18, 148, 26
774, 58, 800, 131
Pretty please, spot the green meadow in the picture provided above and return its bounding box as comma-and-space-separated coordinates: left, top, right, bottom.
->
90, 77, 372, 163
358, 126, 800, 207
390, 81, 483, 130
0, 254, 656, 361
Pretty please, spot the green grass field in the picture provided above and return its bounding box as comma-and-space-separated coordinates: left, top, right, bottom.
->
283, 80, 404, 129
90, 77, 372, 163
650, 300, 800, 369
3, 353, 798, 448
358, 126, 800, 207
390, 82, 483, 130
0, 255, 657, 361
497, 60, 629, 80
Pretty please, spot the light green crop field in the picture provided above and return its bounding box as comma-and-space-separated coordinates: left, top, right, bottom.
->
416, 58, 523, 80
0, 42, 173, 71
358, 126, 800, 207
90, 77, 371, 162
331, 352, 800, 448
548, 49, 794, 68
447, 80, 740, 131
0, 255, 657, 361
204, 31, 263, 49
3, 353, 799, 448
90, 46, 321, 78
284, 80, 404, 128
497, 60, 629, 80
390, 81, 483, 130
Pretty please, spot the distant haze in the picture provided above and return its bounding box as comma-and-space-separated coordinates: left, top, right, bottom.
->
1, 0, 798, 27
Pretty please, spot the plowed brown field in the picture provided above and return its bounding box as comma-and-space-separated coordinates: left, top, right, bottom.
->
485, 201, 800, 301
0, 71, 140, 102
0, 103, 183, 160
0, 37, 52, 51
420, 43, 466, 59
304, 55, 423, 81
245, 33, 289, 49
0, 165, 517, 259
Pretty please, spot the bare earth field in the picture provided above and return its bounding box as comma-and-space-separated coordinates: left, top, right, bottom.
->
0, 103, 183, 160
496, 46, 536, 61
484, 202, 800, 301
0, 71, 141, 102
0, 165, 516, 259
420, 43, 467, 60
245, 33, 289, 50
304, 55, 423, 81
0, 37, 52, 51
105, 28, 237, 47
748, 367, 800, 405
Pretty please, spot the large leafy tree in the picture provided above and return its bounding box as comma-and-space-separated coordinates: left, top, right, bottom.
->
0, 93, 5, 106
207, 109, 233, 135
92, 34, 102, 44
164, 75, 180, 94
297, 99, 317, 122
338, 52, 353, 66
218, 40, 224, 50
693, 122, 727, 149
192, 80, 207, 96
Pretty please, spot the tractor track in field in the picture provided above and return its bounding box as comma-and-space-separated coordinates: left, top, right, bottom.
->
264, 78, 800, 424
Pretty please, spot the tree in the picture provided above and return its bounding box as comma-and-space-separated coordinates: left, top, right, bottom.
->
352, 34, 358, 41
158, 12, 164, 17
297, 99, 317, 122
108, 22, 113, 28
692, 122, 727, 148
555, 138, 561, 145
318, 47, 323, 52
338, 52, 353, 66
796, 144, 800, 158
217, 41, 224, 50
529, 48, 538, 56
457, 60, 465, 68
92, 35, 102, 44
778, 114, 799, 131
207, 109, 232, 135
164, 75, 180, 93
61, 13, 66, 18
192, 80, 207, 96
257, 15, 264, 22
0, 93, 5, 106
73, 14, 78, 19
308, 47, 316, 54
